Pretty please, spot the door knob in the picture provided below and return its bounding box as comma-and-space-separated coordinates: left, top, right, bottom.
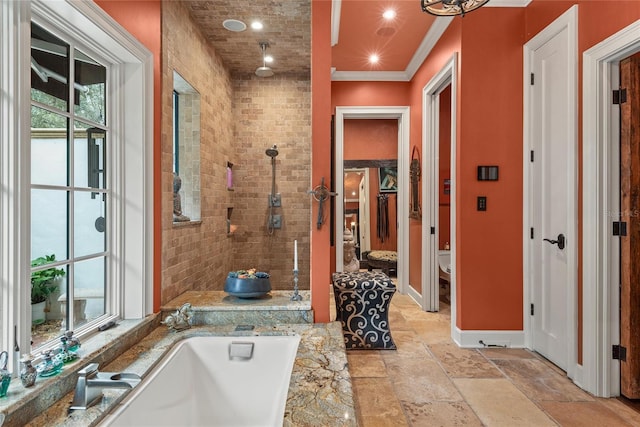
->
543, 233, 565, 250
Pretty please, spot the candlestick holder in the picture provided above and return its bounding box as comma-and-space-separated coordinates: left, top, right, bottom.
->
291, 269, 302, 301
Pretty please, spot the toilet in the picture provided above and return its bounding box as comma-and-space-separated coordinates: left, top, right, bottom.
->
438, 250, 451, 283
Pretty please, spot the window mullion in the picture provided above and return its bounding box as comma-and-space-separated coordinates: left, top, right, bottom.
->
67, 45, 75, 329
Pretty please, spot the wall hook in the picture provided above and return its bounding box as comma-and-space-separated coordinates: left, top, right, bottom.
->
307, 177, 338, 229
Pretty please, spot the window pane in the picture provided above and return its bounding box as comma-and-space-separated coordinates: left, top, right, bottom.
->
31, 189, 68, 262
74, 191, 106, 257
74, 122, 106, 190
74, 48, 106, 125
31, 23, 69, 112
31, 107, 68, 186
31, 265, 67, 350
73, 257, 106, 330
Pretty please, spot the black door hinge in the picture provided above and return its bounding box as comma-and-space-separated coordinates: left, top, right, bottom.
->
530, 303, 534, 315
530, 228, 534, 239
613, 88, 627, 104
430, 226, 435, 235
530, 73, 535, 85
613, 344, 627, 361
530, 150, 534, 162
613, 221, 627, 236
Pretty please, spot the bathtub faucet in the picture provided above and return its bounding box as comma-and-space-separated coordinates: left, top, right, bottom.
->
70, 363, 141, 410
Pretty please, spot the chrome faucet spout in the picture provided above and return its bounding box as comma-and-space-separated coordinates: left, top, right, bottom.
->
70, 363, 141, 410
89, 372, 141, 389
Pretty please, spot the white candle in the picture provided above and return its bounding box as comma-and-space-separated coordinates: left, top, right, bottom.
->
294, 240, 298, 271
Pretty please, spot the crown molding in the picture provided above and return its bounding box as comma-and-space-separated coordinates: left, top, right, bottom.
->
405, 16, 453, 80
331, 70, 411, 82
487, 0, 532, 7
331, 0, 341, 47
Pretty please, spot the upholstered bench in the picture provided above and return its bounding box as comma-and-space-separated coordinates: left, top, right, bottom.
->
366, 250, 397, 276
331, 271, 396, 350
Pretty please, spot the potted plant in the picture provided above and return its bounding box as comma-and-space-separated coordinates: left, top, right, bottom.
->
31, 255, 65, 325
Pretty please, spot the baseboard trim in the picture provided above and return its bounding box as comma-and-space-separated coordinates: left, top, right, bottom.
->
453, 328, 526, 348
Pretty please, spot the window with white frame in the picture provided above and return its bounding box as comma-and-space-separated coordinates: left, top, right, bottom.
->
0, 0, 153, 372
30, 22, 110, 347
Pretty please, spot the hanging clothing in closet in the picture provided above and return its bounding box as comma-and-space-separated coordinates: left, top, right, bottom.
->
377, 193, 389, 242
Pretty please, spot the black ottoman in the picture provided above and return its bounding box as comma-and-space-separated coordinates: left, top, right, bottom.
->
366, 250, 398, 276
332, 271, 397, 350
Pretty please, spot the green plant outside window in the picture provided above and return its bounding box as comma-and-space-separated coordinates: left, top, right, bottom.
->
31, 255, 65, 304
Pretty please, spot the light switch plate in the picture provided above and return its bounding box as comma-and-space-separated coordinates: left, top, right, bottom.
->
477, 196, 487, 211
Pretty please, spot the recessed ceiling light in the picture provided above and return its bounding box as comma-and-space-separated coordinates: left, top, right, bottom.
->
369, 54, 379, 64
222, 19, 247, 32
251, 21, 263, 30
382, 9, 396, 20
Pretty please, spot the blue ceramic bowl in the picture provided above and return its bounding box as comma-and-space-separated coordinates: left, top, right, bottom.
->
224, 277, 271, 298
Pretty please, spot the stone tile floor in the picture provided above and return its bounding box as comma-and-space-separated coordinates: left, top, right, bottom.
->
332, 289, 640, 426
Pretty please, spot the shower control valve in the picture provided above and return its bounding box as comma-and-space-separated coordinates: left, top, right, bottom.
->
268, 193, 282, 207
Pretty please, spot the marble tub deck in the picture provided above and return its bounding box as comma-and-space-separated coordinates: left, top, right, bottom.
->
161, 290, 314, 325
15, 291, 356, 426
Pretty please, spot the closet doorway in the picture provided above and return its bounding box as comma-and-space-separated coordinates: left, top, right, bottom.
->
335, 107, 410, 294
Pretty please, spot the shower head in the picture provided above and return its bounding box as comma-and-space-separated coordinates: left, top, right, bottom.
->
256, 42, 274, 77
265, 145, 279, 158
255, 66, 274, 77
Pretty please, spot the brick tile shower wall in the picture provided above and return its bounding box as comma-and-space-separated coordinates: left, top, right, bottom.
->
162, 1, 235, 303
162, 2, 311, 301
232, 74, 311, 290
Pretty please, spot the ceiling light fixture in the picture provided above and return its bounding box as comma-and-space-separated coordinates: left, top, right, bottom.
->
369, 54, 379, 64
251, 21, 263, 30
421, 0, 489, 17
382, 9, 396, 20
255, 42, 274, 77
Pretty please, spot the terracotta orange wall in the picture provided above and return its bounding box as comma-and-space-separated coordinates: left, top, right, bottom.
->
332, 81, 410, 107
453, 8, 525, 330
344, 119, 398, 159
311, 0, 333, 322
94, 0, 162, 311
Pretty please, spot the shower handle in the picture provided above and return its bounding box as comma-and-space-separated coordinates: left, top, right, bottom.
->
543, 233, 565, 250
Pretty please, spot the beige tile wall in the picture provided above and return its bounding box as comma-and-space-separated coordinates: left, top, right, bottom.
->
162, 1, 235, 303
161, 2, 311, 303
231, 74, 311, 290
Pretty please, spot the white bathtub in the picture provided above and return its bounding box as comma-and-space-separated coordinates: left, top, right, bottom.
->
99, 335, 301, 427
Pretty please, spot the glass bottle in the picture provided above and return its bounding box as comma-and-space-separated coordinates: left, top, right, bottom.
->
36, 350, 63, 377
19, 354, 37, 388
60, 336, 78, 364
0, 351, 11, 398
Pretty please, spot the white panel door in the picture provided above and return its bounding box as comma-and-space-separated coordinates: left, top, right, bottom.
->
530, 26, 573, 371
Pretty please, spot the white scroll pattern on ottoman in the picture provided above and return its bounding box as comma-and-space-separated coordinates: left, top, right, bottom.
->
331, 272, 397, 350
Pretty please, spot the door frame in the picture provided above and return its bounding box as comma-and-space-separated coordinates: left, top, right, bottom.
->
335, 107, 410, 294
583, 19, 640, 398
523, 5, 578, 379
421, 54, 457, 315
